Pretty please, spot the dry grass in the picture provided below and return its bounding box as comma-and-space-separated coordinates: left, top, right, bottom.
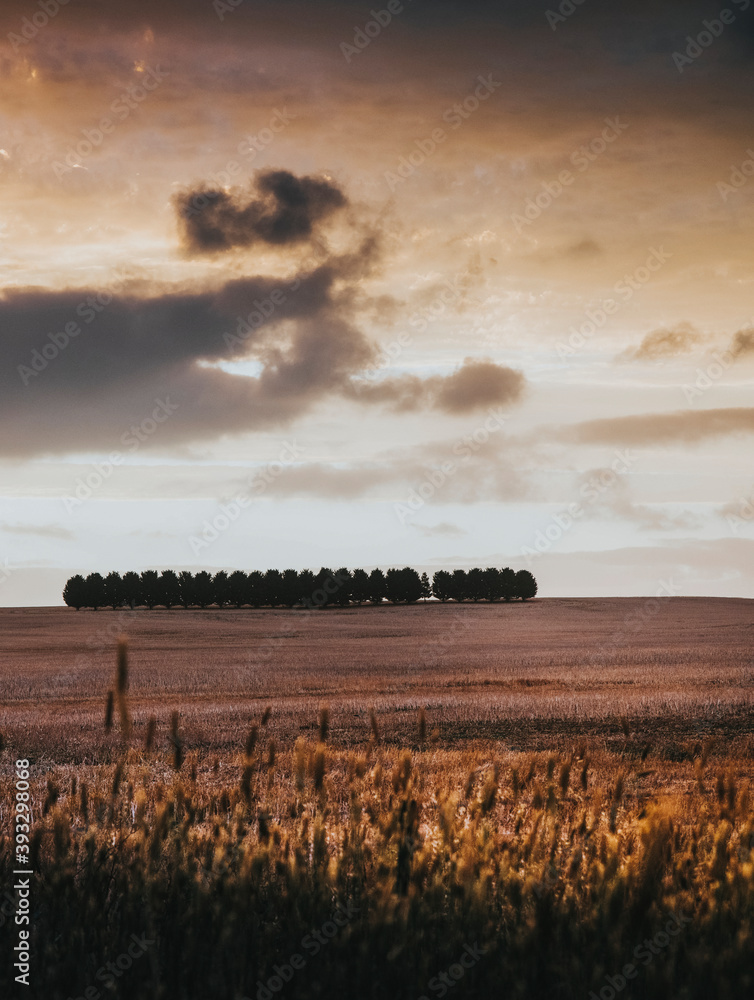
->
0, 598, 753, 997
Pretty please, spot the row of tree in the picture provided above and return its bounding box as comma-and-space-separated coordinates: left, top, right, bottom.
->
63, 567, 538, 610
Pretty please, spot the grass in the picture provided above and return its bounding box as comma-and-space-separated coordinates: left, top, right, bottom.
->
0, 598, 753, 998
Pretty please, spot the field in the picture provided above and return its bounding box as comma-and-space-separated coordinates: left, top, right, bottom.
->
1, 598, 753, 999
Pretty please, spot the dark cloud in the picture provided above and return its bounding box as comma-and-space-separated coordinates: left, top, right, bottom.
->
174, 170, 348, 253
1, 174, 525, 457
435, 358, 524, 413
346, 359, 525, 415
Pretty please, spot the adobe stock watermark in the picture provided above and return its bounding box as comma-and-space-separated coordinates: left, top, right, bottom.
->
384, 75, 502, 193
545, 0, 588, 31
52, 66, 169, 180
18, 270, 135, 385
62, 398, 179, 513
246, 900, 360, 1000
512, 117, 629, 236
521, 450, 638, 564
408, 269, 472, 335
681, 331, 752, 403
672, 2, 751, 73
416, 942, 487, 999
394, 407, 508, 524
556, 247, 673, 360
726, 488, 754, 535
7, 0, 71, 53
341, 1, 411, 62
181, 108, 298, 219
589, 580, 682, 666
717, 147, 754, 201
359, 270, 472, 383
587, 911, 691, 1000
0, 557, 12, 588
67, 932, 155, 1000
214, 0, 246, 20
188, 441, 304, 555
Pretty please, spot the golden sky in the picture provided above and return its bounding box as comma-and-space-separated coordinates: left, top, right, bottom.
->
1, 0, 754, 603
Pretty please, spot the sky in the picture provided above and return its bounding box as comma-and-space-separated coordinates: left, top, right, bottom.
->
1, 0, 754, 605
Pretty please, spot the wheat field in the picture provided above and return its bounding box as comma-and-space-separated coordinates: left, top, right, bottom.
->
1, 598, 753, 998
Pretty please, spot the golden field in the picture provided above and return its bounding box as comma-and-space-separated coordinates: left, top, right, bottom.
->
0, 598, 753, 999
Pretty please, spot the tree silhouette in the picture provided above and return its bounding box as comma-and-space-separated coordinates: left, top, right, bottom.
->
193, 571, 214, 608
515, 569, 538, 601
265, 569, 283, 607
213, 570, 230, 608
467, 568, 485, 601
140, 570, 160, 609
159, 570, 181, 609
432, 570, 452, 602
178, 571, 195, 608
104, 571, 123, 610
63, 574, 87, 610
246, 570, 265, 607
386, 567, 423, 604
501, 567, 517, 602
85, 572, 106, 610
351, 568, 370, 605
228, 570, 247, 608
368, 568, 387, 605
63, 565, 537, 608
297, 569, 316, 607
122, 571, 141, 607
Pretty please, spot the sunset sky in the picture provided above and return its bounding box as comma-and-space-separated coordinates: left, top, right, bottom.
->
1, 0, 753, 605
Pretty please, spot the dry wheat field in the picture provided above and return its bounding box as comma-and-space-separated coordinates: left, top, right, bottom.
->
1, 598, 753, 999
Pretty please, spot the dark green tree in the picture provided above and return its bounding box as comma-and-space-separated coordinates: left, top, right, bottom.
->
296, 569, 316, 606
350, 568, 370, 605
515, 569, 538, 601
432, 570, 452, 602
501, 567, 517, 602
193, 571, 214, 608
160, 570, 181, 609
140, 570, 160, 609
228, 570, 247, 608
178, 571, 195, 608
246, 570, 265, 607
467, 568, 486, 601
213, 570, 230, 607
484, 567, 504, 601
103, 571, 123, 610
84, 572, 106, 610
264, 569, 283, 607
420, 572, 431, 601
368, 568, 387, 605
333, 568, 352, 607
63, 574, 87, 610
450, 569, 468, 602
122, 571, 141, 607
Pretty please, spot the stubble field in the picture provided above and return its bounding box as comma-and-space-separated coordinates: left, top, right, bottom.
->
1, 598, 753, 999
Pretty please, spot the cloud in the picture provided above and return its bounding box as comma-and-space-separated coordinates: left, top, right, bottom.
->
575, 469, 701, 531
0, 174, 526, 457
1, 523, 74, 540
618, 323, 706, 361
346, 359, 525, 414
730, 327, 754, 357
411, 522, 467, 537
556, 408, 754, 447
174, 170, 348, 253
